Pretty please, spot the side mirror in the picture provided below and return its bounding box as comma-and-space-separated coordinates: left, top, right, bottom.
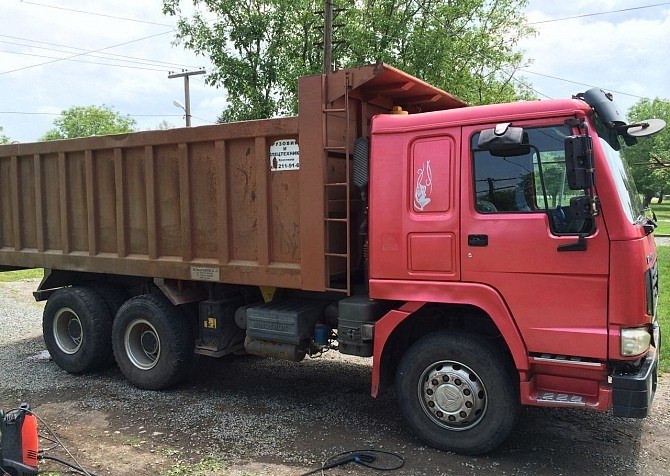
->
565, 135, 594, 190
477, 123, 530, 157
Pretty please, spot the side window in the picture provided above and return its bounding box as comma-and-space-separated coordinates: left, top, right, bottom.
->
472, 125, 594, 235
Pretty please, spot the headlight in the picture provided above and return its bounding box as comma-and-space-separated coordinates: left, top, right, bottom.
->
621, 327, 651, 356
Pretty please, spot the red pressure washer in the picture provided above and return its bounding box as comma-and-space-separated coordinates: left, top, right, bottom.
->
0, 404, 38, 476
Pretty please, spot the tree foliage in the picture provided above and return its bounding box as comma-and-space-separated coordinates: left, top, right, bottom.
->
41, 105, 136, 141
156, 119, 176, 130
622, 98, 670, 206
163, 0, 534, 122
0, 126, 9, 144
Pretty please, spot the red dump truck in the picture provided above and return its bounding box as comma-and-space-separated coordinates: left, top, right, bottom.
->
0, 64, 662, 454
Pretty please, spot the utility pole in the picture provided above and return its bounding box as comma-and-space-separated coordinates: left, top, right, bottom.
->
323, 0, 333, 73
168, 69, 206, 126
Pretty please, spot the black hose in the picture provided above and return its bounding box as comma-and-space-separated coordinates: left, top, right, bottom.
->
300, 449, 404, 476
40, 455, 98, 476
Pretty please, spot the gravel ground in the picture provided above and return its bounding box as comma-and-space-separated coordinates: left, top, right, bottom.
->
0, 279, 668, 476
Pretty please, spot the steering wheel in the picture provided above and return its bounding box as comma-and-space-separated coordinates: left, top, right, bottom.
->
476, 201, 497, 213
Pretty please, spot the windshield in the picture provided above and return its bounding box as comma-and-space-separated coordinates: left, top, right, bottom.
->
597, 136, 644, 223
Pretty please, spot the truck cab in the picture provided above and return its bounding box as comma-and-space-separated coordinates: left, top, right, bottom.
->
367, 91, 661, 453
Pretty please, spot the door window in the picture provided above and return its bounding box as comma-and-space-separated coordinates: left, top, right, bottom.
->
472, 125, 594, 235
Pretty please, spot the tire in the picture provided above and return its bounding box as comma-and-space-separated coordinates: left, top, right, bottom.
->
395, 331, 519, 455
90, 285, 128, 318
89, 285, 128, 365
43, 287, 114, 374
112, 294, 194, 390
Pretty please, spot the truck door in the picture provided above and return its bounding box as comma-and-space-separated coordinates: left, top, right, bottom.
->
460, 122, 610, 360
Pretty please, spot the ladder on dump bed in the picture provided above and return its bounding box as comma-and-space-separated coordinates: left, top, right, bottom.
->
322, 72, 352, 295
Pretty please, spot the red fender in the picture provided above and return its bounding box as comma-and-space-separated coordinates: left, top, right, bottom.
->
370, 280, 529, 397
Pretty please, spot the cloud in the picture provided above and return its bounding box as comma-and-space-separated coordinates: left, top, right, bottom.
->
3, 0, 668, 141
521, 1, 670, 114
0, 0, 218, 142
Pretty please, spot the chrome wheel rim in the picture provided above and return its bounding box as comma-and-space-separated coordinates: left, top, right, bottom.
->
124, 319, 161, 370
53, 307, 83, 354
418, 360, 488, 431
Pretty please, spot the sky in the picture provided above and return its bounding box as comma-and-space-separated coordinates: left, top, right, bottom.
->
1, 0, 669, 143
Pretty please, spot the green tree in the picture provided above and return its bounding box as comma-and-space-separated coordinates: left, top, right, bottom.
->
156, 119, 176, 130
163, 0, 534, 122
541, 163, 565, 208
341, 0, 534, 105
622, 98, 670, 207
0, 126, 9, 144
41, 105, 136, 141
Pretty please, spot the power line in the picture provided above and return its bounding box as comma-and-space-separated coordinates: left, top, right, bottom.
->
443, 42, 553, 100
20, 0, 174, 27
0, 111, 60, 116
0, 34, 200, 70
0, 111, 186, 118
501, 67, 553, 100
520, 69, 648, 99
190, 115, 217, 124
0, 41, 171, 69
128, 114, 185, 118
529, 2, 670, 25
0, 29, 176, 75
0, 49, 170, 73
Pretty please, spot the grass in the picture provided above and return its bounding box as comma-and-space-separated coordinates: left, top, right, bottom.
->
650, 201, 670, 235
656, 246, 670, 372
0, 268, 43, 282
163, 456, 228, 476
0, 238, 664, 371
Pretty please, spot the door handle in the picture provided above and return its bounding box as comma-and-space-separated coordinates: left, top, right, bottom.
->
468, 234, 488, 247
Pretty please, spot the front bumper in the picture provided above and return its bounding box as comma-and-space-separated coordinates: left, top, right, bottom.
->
612, 344, 659, 418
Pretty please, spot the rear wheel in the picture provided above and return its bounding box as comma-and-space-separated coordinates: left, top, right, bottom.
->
90, 285, 128, 364
395, 331, 519, 455
43, 287, 113, 374
90, 285, 128, 317
112, 294, 194, 390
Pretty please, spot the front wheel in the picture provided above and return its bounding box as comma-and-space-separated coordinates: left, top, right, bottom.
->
112, 294, 194, 390
395, 331, 519, 455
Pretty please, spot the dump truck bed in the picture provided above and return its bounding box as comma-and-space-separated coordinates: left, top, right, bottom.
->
0, 64, 464, 292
